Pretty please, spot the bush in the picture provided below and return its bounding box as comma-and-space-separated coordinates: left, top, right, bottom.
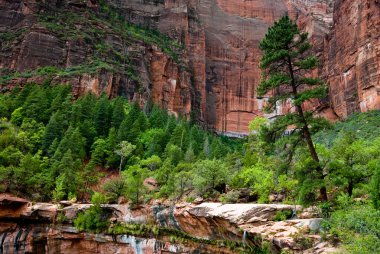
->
103, 178, 126, 203
273, 210, 293, 221
219, 190, 240, 204
328, 204, 380, 253
74, 193, 109, 233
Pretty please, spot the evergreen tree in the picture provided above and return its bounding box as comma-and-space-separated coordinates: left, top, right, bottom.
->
203, 136, 211, 158
94, 93, 111, 137
148, 105, 168, 128
257, 16, 329, 201
169, 123, 188, 150
211, 138, 228, 159
22, 85, 50, 123
184, 144, 196, 163
71, 93, 96, 126
49, 85, 71, 115
105, 128, 119, 168
54, 126, 86, 161
129, 112, 148, 142
42, 111, 66, 152
193, 159, 228, 194
140, 155, 162, 171
111, 97, 126, 130
139, 128, 166, 157
117, 102, 141, 142
123, 165, 148, 204
52, 149, 80, 200
188, 126, 204, 155
90, 138, 110, 167
164, 144, 183, 166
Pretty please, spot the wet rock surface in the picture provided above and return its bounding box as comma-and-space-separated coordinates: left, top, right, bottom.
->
0, 195, 338, 253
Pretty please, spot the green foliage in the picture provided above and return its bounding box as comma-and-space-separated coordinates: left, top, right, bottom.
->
103, 178, 126, 203
371, 161, 380, 209
94, 93, 111, 137
258, 15, 329, 202
141, 155, 162, 171
248, 116, 268, 133
123, 165, 148, 204
327, 203, 380, 253
74, 192, 109, 233
52, 173, 66, 202
273, 210, 293, 221
258, 16, 327, 110
290, 228, 313, 250
115, 141, 136, 171
219, 190, 240, 204
0, 84, 239, 202
193, 159, 228, 195
314, 111, 380, 146
328, 132, 371, 196
5, 84, 380, 254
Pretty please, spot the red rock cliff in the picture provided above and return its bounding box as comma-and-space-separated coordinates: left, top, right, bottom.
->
1, 0, 379, 133
324, 0, 380, 117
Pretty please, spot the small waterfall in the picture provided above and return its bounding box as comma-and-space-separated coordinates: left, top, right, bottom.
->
121, 235, 144, 254
14, 227, 24, 252
0, 231, 8, 254
242, 230, 247, 245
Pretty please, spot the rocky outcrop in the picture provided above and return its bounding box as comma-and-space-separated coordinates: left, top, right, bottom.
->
0, 195, 338, 253
174, 203, 338, 253
1, 225, 239, 254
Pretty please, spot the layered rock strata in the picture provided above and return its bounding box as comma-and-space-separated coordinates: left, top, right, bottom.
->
0, 194, 338, 253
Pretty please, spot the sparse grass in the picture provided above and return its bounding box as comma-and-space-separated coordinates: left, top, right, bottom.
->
0, 61, 115, 84
0, 29, 27, 49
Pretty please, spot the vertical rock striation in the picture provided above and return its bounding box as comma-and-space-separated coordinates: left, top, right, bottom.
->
1, 0, 379, 133
324, 0, 380, 117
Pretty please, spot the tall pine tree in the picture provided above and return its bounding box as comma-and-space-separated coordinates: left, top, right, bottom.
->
257, 16, 328, 201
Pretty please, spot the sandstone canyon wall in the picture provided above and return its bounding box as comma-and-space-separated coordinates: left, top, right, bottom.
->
0, 0, 379, 134
324, 0, 380, 118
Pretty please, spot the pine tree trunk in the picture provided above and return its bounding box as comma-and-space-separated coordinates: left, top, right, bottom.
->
348, 180, 354, 197
288, 57, 328, 201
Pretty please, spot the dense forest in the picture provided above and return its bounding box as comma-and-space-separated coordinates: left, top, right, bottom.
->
0, 83, 380, 252
0, 84, 242, 202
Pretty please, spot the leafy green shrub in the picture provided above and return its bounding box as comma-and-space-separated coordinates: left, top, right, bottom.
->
103, 178, 126, 203
319, 201, 332, 218
328, 204, 380, 253
36, 66, 60, 75
273, 210, 293, 221
74, 193, 109, 233
219, 190, 240, 204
